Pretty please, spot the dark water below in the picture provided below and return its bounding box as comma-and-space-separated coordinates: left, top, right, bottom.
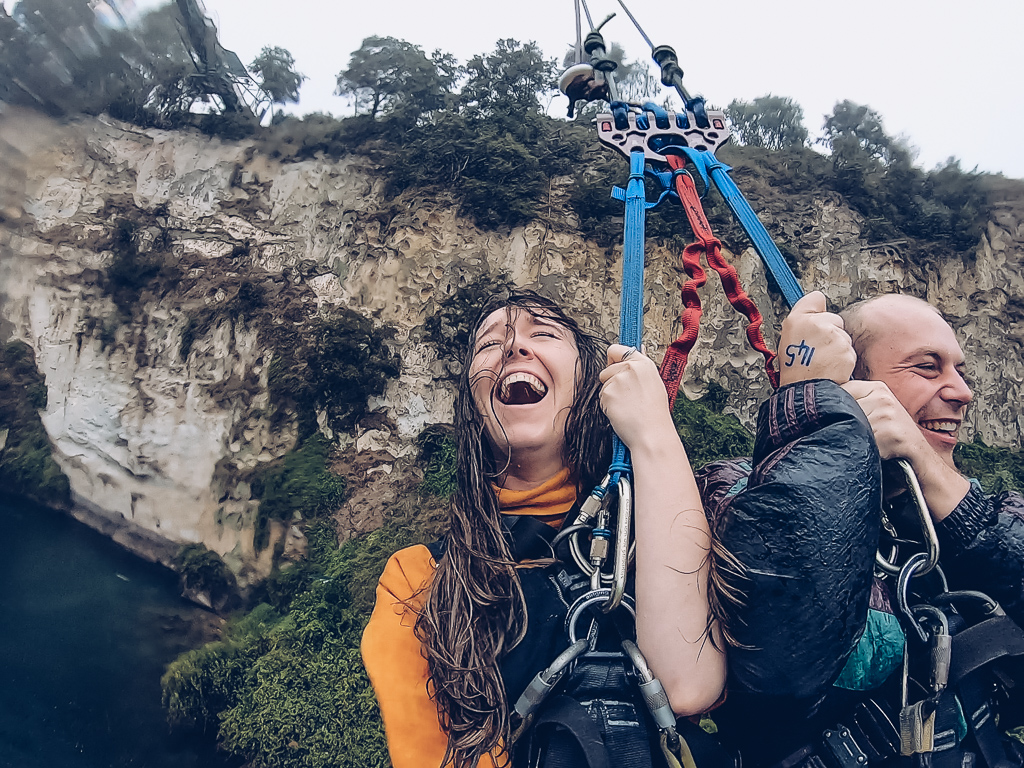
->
0, 496, 229, 768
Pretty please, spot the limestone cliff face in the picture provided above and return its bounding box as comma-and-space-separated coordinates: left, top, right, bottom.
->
1, 106, 1022, 581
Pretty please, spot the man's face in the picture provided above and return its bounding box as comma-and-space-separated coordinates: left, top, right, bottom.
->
860, 298, 973, 468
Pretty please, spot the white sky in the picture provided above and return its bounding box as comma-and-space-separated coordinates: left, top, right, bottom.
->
10, 0, 1024, 178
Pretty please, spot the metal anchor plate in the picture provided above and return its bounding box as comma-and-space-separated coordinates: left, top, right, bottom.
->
596, 107, 731, 163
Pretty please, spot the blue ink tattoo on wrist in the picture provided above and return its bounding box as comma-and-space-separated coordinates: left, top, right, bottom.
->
784, 340, 815, 367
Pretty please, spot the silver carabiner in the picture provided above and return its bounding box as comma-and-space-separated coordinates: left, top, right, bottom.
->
567, 477, 636, 594
565, 588, 637, 643
895, 552, 948, 643
568, 482, 615, 581
621, 639, 678, 732
602, 474, 633, 612
573, 474, 613, 527
512, 638, 589, 722
899, 459, 940, 576
875, 459, 940, 577
622, 638, 695, 767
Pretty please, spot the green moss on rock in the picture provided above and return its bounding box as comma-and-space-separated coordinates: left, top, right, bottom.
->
251, 435, 346, 552
0, 341, 71, 508
955, 437, 1024, 494
671, 382, 754, 468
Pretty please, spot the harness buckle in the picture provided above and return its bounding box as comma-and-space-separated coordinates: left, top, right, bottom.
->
822, 727, 869, 768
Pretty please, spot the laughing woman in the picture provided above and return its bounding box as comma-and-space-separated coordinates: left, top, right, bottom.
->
361, 290, 725, 768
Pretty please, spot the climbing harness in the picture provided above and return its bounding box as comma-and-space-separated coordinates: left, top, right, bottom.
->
503, 514, 731, 768
768, 503, 1024, 768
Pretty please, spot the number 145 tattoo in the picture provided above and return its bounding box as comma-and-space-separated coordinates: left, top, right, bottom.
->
784, 339, 815, 367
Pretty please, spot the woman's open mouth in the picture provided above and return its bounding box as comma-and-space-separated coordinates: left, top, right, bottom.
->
498, 372, 547, 405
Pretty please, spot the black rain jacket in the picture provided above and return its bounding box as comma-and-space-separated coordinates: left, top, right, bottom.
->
697, 379, 1024, 766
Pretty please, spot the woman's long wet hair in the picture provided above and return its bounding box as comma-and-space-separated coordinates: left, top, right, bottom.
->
416, 290, 611, 768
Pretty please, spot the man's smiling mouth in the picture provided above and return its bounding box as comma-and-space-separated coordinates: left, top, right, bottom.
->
920, 419, 958, 434
498, 373, 547, 405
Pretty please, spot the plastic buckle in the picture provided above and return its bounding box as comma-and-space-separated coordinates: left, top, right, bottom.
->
822, 726, 869, 768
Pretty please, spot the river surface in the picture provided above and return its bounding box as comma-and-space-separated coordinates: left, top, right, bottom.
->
0, 496, 229, 768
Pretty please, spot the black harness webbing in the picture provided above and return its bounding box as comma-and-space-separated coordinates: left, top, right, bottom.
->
767, 611, 1024, 768
531, 694, 615, 768
503, 513, 562, 561
949, 616, 1024, 687
497, 510, 734, 768
958, 674, 1012, 768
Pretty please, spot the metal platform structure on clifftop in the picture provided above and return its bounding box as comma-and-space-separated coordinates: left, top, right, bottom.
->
174, 0, 271, 121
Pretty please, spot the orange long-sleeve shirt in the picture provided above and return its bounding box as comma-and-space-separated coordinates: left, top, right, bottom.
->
361, 470, 577, 768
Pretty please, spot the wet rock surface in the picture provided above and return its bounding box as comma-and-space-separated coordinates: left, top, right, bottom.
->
2, 106, 1021, 579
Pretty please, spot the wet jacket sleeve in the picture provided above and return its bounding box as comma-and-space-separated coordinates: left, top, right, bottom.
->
936, 485, 1024, 625
700, 380, 882, 702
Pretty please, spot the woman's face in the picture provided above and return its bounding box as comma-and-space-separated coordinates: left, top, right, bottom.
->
468, 306, 581, 464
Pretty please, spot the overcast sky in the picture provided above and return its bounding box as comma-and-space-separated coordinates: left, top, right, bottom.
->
15, 0, 1024, 178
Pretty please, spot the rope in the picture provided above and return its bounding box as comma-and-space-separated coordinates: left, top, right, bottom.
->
703, 160, 804, 308
612, 0, 654, 50
658, 153, 780, 406
580, 0, 595, 30
573, 0, 583, 64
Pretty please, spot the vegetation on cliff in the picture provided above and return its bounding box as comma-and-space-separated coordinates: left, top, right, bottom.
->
423, 273, 516, 365
956, 438, 1024, 494
162, 488, 447, 768
251, 435, 348, 551
2, 0, 996, 252
176, 543, 240, 612
0, 341, 70, 508
672, 382, 754, 469
268, 36, 994, 263
268, 308, 401, 439
103, 214, 179, 321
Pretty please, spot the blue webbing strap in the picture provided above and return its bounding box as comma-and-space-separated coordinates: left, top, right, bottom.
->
619, 150, 647, 353
605, 148, 648, 482
707, 162, 804, 308
668, 144, 805, 309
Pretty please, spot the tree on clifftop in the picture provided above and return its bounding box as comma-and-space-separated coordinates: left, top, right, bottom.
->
726, 94, 808, 151
459, 38, 556, 124
249, 46, 306, 106
335, 35, 457, 126
821, 99, 896, 171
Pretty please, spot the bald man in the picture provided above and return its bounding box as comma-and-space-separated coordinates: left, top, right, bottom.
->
703, 292, 1024, 768
840, 294, 974, 521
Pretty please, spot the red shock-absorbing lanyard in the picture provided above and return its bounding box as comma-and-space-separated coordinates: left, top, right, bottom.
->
658, 152, 780, 407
